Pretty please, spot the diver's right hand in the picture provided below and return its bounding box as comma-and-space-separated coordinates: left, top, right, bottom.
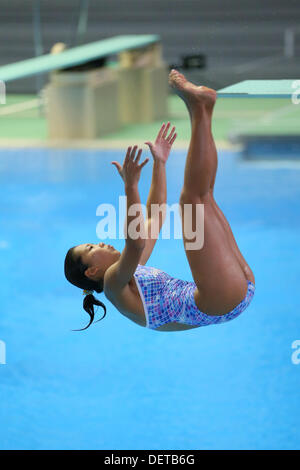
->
111, 145, 149, 187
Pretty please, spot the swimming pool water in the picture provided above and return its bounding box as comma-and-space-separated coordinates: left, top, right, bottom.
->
0, 147, 299, 450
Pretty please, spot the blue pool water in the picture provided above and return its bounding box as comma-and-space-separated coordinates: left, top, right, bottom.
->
0, 147, 299, 450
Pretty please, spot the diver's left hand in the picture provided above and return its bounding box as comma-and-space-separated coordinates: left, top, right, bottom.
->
144, 122, 177, 164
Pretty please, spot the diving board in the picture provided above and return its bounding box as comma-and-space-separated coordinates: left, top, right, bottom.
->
0, 35, 160, 82
217, 80, 299, 98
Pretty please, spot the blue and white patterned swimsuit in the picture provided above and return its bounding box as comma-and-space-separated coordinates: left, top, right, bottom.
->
134, 264, 255, 330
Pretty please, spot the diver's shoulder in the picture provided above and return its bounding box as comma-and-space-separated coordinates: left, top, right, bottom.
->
103, 262, 119, 298
103, 261, 136, 299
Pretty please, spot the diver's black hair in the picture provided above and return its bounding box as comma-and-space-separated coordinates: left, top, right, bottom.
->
64, 246, 107, 331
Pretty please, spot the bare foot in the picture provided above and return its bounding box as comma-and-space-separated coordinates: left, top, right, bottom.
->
168, 69, 217, 114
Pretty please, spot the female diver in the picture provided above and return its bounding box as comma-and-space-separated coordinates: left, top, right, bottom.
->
64, 70, 255, 332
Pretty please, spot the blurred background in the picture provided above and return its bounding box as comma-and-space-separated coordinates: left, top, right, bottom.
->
2, 0, 300, 93
1, 0, 300, 145
0, 0, 300, 451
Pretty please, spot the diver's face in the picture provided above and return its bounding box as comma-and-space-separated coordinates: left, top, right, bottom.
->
74, 242, 120, 280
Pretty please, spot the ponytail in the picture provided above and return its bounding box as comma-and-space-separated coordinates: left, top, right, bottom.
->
72, 294, 107, 332
64, 246, 107, 331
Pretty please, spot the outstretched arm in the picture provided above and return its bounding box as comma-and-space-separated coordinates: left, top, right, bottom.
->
107, 146, 149, 291
139, 122, 177, 265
